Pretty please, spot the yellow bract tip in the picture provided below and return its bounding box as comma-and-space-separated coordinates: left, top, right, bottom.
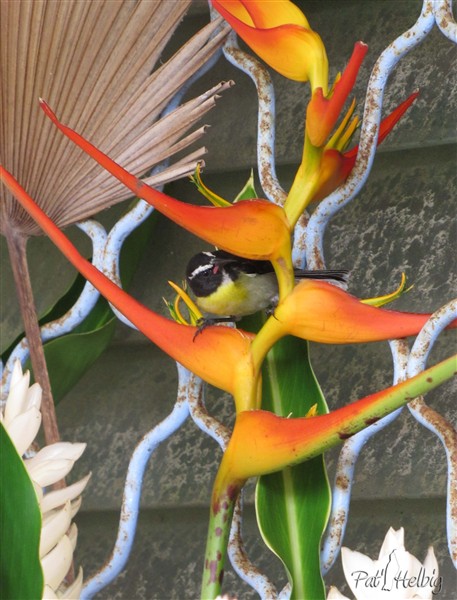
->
362, 273, 414, 307
190, 164, 231, 207
167, 280, 203, 325
305, 404, 318, 418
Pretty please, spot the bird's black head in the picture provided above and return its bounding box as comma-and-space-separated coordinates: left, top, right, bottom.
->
186, 251, 224, 297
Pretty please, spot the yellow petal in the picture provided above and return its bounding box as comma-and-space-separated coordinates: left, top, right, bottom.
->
362, 273, 413, 307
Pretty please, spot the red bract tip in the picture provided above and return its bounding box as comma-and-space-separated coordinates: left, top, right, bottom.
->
307, 41, 368, 147
39, 101, 292, 263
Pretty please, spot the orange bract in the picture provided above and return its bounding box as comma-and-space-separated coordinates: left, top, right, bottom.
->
39, 100, 292, 263
0, 167, 255, 398
274, 279, 457, 344
307, 42, 368, 147
212, 0, 328, 86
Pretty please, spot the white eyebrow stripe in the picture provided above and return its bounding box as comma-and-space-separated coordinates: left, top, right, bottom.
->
188, 263, 212, 279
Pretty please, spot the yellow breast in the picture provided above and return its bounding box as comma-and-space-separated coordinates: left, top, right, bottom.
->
196, 273, 277, 317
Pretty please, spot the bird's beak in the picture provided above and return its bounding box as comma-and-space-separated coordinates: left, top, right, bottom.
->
213, 257, 239, 268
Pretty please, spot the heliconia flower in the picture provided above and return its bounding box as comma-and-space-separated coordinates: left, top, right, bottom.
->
307, 41, 368, 147
328, 527, 440, 599
206, 355, 455, 594
211, 0, 329, 88
213, 352, 456, 488
311, 92, 419, 203
38, 101, 295, 297
250, 280, 456, 365
1, 361, 89, 599
0, 167, 260, 412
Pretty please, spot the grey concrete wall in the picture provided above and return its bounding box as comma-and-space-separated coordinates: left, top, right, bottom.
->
1, 1, 456, 598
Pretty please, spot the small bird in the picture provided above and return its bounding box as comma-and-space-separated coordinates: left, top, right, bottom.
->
186, 250, 348, 320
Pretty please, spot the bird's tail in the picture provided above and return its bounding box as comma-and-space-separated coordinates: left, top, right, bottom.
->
293, 268, 349, 289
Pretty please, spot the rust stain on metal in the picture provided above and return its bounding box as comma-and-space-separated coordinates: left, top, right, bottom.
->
336, 474, 350, 490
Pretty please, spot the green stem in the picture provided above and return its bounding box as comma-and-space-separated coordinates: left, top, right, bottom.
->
200, 482, 242, 599
284, 135, 322, 227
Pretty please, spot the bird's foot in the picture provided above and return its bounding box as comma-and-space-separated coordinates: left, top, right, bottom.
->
193, 316, 238, 340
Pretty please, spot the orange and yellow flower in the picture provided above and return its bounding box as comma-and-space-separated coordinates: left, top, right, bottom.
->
3, 165, 456, 412
212, 0, 328, 88
39, 100, 295, 299
250, 279, 455, 368
217, 353, 457, 486
311, 92, 419, 203
0, 167, 259, 411
306, 41, 368, 147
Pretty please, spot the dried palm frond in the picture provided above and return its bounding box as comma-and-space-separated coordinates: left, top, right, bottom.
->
0, 0, 230, 236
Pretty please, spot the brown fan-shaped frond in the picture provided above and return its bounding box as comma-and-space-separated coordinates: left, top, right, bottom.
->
0, 0, 229, 236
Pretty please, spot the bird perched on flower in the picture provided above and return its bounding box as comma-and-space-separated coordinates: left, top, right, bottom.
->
186, 250, 348, 319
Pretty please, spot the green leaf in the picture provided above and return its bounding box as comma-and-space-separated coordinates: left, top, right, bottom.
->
43, 206, 157, 403
35, 316, 117, 402
256, 336, 331, 600
0, 423, 43, 599
234, 170, 257, 201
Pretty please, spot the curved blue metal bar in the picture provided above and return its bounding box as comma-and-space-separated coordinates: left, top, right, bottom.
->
221, 30, 287, 205
320, 338, 410, 574
406, 299, 457, 567
0, 219, 106, 396
187, 377, 230, 449
80, 365, 192, 599
306, 0, 436, 269
278, 583, 292, 600
228, 492, 279, 600
291, 213, 310, 269
434, 0, 457, 42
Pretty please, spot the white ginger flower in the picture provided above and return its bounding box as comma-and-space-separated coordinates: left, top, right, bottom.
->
1, 361, 90, 598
